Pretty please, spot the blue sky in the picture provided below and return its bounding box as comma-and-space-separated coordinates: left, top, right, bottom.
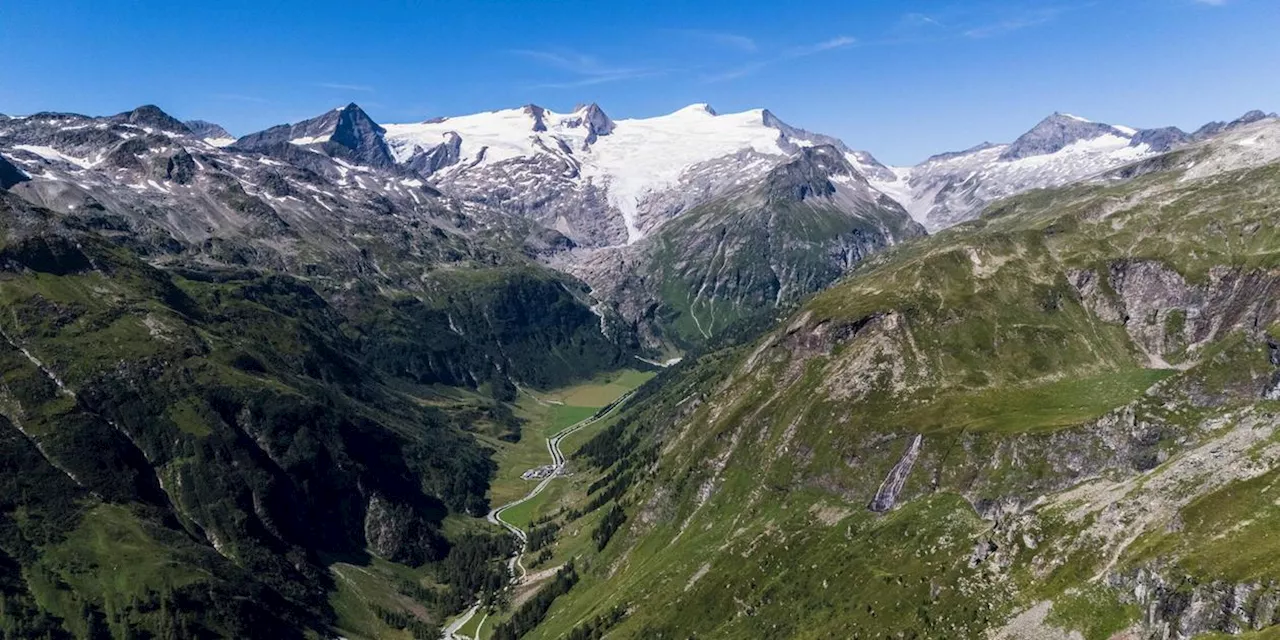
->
1, 0, 1276, 164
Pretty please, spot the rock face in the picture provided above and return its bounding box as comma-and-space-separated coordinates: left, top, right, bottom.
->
1071, 260, 1280, 373
763, 144, 847, 201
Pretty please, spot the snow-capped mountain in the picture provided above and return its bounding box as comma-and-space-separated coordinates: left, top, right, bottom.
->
873, 110, 1278, 231
558, 144, 923, 346
2, 99, 1274, 350
0, 101, 921, 350
378, 102, 890, 247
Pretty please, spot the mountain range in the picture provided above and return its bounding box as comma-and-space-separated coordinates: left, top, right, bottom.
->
2, 98, 1280, 639
4, 101, 1271, 351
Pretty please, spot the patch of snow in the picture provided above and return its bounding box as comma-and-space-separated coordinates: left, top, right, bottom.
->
13, 144, 96, 169
204, 136, 235, 147
289, 135, 329, 146
635, 355, 684, 368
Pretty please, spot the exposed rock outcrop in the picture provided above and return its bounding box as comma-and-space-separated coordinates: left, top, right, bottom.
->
1071, 260, 1280, 366
1109, 569, 1280, 639
363, 493, 442, 566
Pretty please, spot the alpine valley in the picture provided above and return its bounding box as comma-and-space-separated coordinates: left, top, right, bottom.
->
2, 97, 1280, 640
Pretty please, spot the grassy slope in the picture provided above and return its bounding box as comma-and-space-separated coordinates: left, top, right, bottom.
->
513, 157, 1280, 638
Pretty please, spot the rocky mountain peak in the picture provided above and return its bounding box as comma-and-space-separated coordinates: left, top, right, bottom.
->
564, 103, 614, 148
1235, 109, 1274, 123
999, 112, 1130, 161
676, 103, 717, 116
231, 102, 394, 168
184, 119, 233, 141
111, 104, 191, 134
328, 103, 382, 130
330, 102, 385, 137
575, 103, 614, 135
1193, 109, 1276, 139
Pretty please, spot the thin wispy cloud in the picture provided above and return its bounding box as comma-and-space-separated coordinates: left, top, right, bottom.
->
1193, 0, 1227, 5
962, 6, 1069, 39
899, 12, 943, 29
885, 5, 1081, 43
964, 16, 1053, 38
512, 48, 661, 89
531, 70, 667, 89
511, 49, 624, 75
314, 82, 374, 92
666, 29, 757, 52
213, 93, 270, 104
702, 61, 769, 83
704, 35, 855, 83
786, 36, 857, 57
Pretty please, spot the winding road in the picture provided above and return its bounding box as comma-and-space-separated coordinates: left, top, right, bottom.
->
442, 391, 637, 639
